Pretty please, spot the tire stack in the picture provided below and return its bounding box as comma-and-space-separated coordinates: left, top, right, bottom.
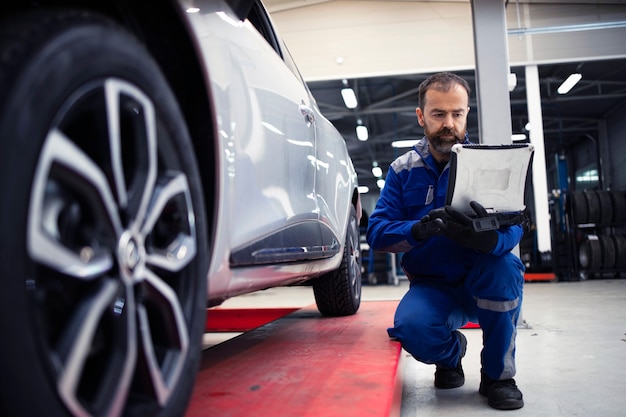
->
569, 190, 626, 274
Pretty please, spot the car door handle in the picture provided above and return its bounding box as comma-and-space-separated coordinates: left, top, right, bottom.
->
299, 103, 315, 125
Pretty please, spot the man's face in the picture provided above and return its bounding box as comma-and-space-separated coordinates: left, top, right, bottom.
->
416, 85, 469, 158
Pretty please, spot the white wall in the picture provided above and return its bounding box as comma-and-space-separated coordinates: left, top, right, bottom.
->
266, 1, 626, 81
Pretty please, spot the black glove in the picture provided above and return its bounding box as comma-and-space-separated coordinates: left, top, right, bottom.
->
411, 212, 444, 241
440, 201, 498, 253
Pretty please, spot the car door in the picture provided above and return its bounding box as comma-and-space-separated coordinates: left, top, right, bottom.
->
223, 2, 325, 266
312, 98, 358, 249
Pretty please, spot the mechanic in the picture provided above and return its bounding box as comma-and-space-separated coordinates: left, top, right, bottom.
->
366, 72, 525, 410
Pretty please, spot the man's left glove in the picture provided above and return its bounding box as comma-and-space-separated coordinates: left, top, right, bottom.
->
439, 201, 498, 253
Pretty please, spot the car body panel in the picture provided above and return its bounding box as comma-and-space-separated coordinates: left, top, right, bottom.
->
176, 0, 359, 303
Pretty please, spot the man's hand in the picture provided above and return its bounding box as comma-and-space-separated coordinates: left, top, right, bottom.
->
411, 212, 444, 241
440, 201, 498, 253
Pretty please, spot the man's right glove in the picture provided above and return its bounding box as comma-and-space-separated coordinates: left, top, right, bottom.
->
410, 208, 446, 241
440, 201, 498, 253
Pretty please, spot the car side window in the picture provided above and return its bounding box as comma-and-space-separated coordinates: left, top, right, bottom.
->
245, 2, 307, 84
246, 2, 281, 56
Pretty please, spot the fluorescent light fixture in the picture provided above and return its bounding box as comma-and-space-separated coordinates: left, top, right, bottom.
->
341, 88, 358, 109
356, 125, 368, 141
376, 179, 386, 189
391, 139, 419, 148
358, 185, 369, 194
372, 166, 383, 177
512, 134, 527, 141
576, 169, 599, 183
557, 73, 582, 94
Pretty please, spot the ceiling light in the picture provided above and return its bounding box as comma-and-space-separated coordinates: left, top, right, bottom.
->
557, 73, 582, 94
358, 185, 369, 194
376, 179, 386, 189
356, 125, 368, 141
512, 134, 527, 141
391, 139, 419, 148
372, 161, 383, 177
341, 88, 358, 109
508, 73, 517, 92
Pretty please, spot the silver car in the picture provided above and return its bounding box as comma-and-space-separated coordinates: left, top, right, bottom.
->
0, 1, 362, 416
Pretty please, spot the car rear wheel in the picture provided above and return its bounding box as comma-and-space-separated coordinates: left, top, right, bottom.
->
313, 206, 362, 316
0, 10, 207, 417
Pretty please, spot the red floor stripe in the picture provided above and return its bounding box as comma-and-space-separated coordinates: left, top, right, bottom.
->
206, 307, 300, 332
524, 272, 557, 281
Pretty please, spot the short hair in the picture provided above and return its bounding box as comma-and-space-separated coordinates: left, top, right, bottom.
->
418, 72, 471, 109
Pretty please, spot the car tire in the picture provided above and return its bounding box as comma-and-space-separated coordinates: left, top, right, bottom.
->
612, 235, 626, 269
595, 191, 613, 225
313, 206, 362, 316
584, 190, 601, 225
569, 191, 588, 225
599, 235, 616, 270
0, 10, 207, 417
579, 236, 601, 271
610, 191, 626, 224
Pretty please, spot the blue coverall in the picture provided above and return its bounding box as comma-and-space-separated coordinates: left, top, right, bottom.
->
366, 137, 525, 381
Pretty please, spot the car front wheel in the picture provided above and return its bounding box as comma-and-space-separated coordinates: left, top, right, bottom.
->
0, 10, 208, 417
313, 206, 362, 316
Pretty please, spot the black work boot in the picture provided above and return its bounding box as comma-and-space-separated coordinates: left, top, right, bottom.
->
434, 330, 467, 389
479, 373, 524, 410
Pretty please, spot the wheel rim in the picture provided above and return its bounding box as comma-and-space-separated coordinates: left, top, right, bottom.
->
26, 78, 198, 417
347, 215, 362, 301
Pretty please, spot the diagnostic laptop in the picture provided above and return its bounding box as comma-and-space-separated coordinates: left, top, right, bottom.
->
446, 143, 535, 231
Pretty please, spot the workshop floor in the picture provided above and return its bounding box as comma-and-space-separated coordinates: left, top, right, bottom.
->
209, 277, 626, 417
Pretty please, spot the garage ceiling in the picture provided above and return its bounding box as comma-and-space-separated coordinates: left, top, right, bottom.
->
307, 58, 626, 190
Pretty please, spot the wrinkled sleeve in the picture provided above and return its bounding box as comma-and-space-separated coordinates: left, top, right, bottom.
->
491, 224, 524, 256
366, 169, 418, 253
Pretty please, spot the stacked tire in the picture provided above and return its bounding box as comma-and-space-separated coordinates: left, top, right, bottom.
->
579, 234, 626, 271
569, 190, 626, 225
569, 190, 626, 272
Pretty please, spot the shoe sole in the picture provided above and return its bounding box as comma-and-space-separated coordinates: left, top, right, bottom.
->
434, 380, 464, 389
487, 398, 524, 410
479, 385, 524, 410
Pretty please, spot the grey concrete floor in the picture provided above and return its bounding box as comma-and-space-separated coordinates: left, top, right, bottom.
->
207, 278, 626, 416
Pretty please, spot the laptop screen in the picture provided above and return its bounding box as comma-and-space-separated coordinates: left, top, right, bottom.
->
446, 143, 534, 215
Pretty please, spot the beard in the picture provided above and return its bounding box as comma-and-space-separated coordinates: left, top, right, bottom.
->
424, 124, 465, 155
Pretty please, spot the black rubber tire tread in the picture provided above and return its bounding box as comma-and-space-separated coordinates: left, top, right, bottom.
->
599, 235, 616, 270
609, 191, 626, 224
612, 235, 626, 269
584, 190, 602, 225
313, 206, 362, 316
596, 190, 613, 225
569, 191, 588, 225
579, 237, 602, 271
0, 9, 207, 417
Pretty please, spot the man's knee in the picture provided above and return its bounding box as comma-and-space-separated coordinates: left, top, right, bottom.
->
467, 254, 524, 299
388, 320, 450, 364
